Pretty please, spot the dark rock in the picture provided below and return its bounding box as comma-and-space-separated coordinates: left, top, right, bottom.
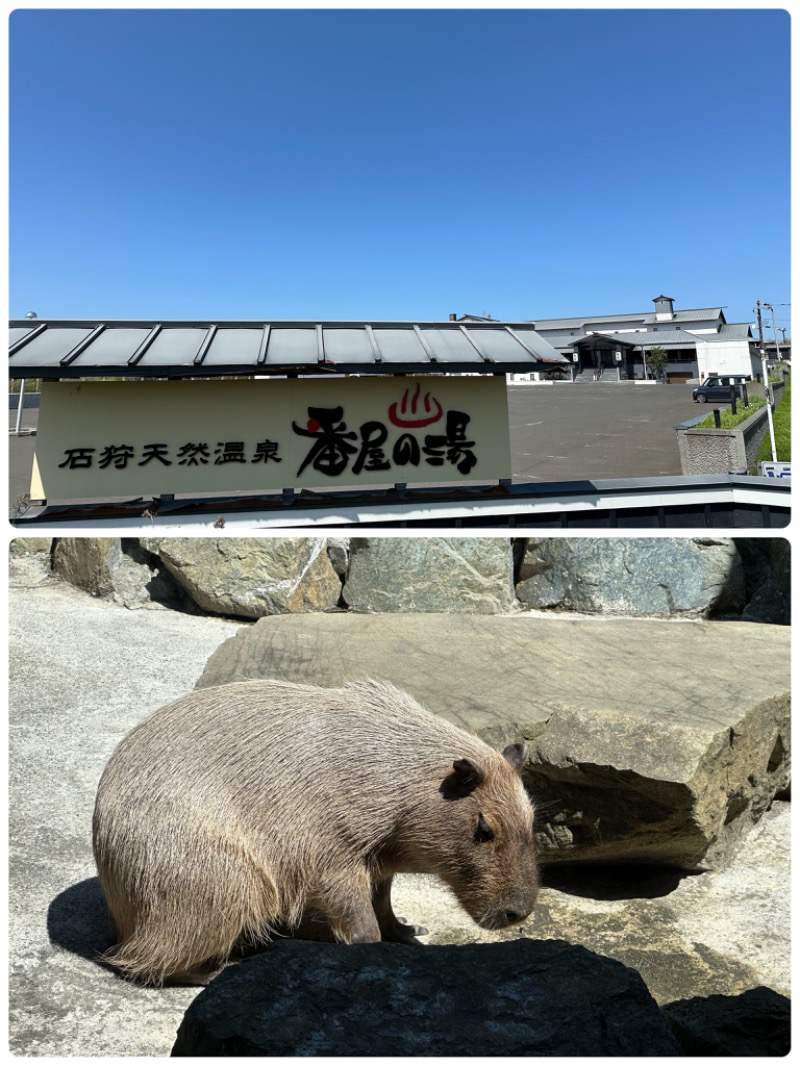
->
172, 939, 681, 1057
516, 538, 745, 617
663, 985, 791, 1056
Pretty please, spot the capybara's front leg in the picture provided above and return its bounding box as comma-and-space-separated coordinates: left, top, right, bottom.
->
318, 872, 382, 944
372, 876, 428, 943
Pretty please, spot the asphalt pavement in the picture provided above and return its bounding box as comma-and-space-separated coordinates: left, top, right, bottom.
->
8, 382, 711, 513
506, 380, 705, 482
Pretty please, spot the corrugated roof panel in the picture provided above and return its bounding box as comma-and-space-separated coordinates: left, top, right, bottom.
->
419, 327, 483, 363
264, 327, 318, 365
717, 322, 753, 338
143, 328, 207, 365
370, 328, 428, 362
506, 328, 563, 360
70, 327, 152, 366
204, 328, 263, 366
10, 326, 94, 366
321, 327, 376, 363
7, 319, 570, 377
464, 328, 524, 362
9, 326, 36, 347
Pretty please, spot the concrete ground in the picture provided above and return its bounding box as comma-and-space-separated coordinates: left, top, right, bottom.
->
7, 560, 790, 1056
8, 382, 709, 511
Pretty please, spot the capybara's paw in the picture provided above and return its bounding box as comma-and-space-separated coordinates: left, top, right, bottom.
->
382, 918, 428, 944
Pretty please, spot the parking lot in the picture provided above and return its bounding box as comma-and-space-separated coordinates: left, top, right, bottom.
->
507, 380, 709, 483
8, 381, 723, 511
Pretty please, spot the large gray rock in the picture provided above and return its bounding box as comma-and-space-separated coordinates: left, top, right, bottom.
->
516, 538, 745, 617
9, 540, 53, 588
342, 536, 515, 613
171, 939, 681, 1057
50, 537, 187, 610
9, 537, 53, 555
147, 537, 342, 618
197, 614, 790, 870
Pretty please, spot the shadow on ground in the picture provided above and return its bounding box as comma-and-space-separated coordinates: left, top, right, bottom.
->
540, 863, 703, 901
47, 877, 116, 964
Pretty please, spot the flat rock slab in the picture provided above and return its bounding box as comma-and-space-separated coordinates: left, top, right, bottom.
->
197, 614, 790, 869
171, 939, 681, 1057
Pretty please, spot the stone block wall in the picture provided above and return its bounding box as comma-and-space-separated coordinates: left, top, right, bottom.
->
11, 534, 790, 625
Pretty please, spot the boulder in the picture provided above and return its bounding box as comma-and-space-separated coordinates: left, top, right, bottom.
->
50, 537, 187, 610
325, 537, 350, 579
171, 939, 681, 1057
662, 986, 790, 1057
9, 539, 53, 588
196, 613, 790, 870
516, 538, 745, 617
147, 537, 342, 618
9, 538, 53, 555
342, 536, 515, 613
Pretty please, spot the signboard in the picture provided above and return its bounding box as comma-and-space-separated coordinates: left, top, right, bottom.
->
759, 461, 791, 481
31, 376, 511, 500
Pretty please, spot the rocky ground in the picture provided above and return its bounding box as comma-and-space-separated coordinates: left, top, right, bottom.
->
7, 556, 791, 1056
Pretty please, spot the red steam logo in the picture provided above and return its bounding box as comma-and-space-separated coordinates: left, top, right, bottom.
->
388, 383, 443, 428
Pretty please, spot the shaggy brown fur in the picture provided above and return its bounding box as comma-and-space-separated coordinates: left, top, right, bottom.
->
93, 678, 539, 985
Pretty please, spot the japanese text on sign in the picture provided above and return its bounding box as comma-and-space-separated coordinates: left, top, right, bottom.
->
31, 376, 511, 500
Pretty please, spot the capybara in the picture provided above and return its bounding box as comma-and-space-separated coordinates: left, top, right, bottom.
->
93, 678, 539, 985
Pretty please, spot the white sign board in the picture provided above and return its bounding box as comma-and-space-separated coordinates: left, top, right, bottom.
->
759, 461, 791, 480
31, 376, 511, 500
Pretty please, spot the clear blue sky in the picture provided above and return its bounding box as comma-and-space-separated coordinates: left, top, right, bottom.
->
8, 7, 791, 333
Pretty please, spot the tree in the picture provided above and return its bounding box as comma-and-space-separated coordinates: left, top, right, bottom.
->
644, 346, 668, 380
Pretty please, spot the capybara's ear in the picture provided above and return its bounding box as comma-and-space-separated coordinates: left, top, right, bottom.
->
502, 743, 529, 772
440, 757, 486, 798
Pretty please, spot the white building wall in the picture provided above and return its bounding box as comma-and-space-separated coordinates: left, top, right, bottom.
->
695, 339, 758, 379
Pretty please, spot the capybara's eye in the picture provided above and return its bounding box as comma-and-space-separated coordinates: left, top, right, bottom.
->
475, 814, 495, 843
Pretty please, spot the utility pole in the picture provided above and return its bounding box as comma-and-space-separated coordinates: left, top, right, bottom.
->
754, 300, 765, 350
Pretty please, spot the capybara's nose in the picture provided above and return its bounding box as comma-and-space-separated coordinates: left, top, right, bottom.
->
504, 910, 524, 924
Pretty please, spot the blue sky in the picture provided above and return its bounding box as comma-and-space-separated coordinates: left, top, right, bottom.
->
8, 7, 791, 333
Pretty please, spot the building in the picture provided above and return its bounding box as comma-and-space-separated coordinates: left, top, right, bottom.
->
457, 296, 762, 383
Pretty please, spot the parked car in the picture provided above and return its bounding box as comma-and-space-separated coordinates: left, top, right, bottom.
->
692, 376, 750, 403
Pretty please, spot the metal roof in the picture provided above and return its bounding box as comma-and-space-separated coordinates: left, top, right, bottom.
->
634, 329, 708, 347
547, 327, 737, 351
532, 307, 726, 331
8, 319, 567, 379
568, 332, 639, 348
715, 322, 754, 339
